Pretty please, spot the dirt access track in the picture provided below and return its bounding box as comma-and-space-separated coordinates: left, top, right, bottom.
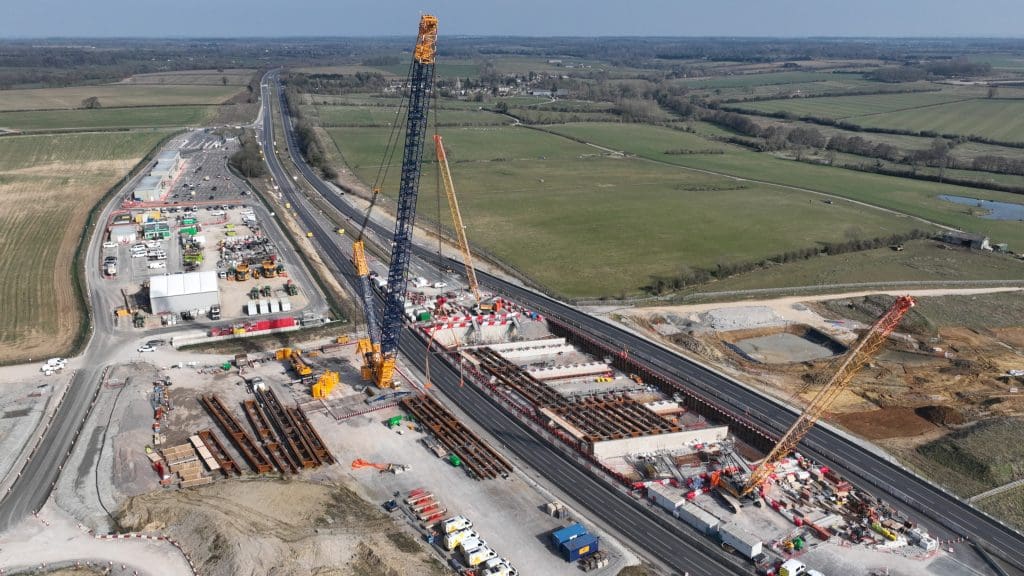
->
630, 286, 1024, 335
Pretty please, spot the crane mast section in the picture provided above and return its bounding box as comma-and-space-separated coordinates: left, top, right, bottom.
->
380, 18, 437, 357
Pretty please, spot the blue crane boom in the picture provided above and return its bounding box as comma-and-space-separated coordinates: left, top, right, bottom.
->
352, 14, 437, 388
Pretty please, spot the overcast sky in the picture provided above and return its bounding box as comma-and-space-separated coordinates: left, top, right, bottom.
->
4, 0, 1023, 38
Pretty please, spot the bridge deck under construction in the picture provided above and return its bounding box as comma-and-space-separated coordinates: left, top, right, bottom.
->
470, 346, 681, 444
549, 395, 681, 442
469, 347, 564, 407
200, 394, 273, 474
401, 393, 512, 480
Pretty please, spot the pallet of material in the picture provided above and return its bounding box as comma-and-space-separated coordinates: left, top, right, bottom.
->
189, 435, 221, 471
145, 451, 163, 464
161, 444, 199, 467
170, 459, 204, 475
180, 476, 214, 488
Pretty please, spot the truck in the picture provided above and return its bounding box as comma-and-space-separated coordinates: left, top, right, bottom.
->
41, 357, 67, 375
779, 559, 807, 576
412, 276, 429, 288
719, 522, 763, 559
209, 304, 221, 320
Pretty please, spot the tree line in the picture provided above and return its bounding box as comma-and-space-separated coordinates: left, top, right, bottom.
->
866, 58, 992, 82
228, 134, 266, 178
281, 84, 337, 180
643, 230, 932, 295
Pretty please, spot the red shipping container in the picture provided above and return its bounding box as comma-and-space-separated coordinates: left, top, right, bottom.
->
272, 317, 296, 328
255, 320, 271, 331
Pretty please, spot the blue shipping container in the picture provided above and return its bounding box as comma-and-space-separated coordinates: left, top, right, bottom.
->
550, 523, 588, 548
561, 534, 599, 562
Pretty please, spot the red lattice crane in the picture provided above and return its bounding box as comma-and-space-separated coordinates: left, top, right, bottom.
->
741, 295, 916, 496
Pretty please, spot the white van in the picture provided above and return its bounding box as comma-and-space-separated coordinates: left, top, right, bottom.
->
148, 261, 166, 269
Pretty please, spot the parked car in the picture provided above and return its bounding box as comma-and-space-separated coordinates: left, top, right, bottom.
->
432, 281, 448, 289
102, 241, 116, 249
137, 345, 156, 353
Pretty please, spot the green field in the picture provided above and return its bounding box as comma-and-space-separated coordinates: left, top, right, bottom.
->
309, 104, 508, 127
0, 131, 168, 363
0, 105, 217, 130
673, 71, 836, 90
0, 84, 244, 111
915, 418, 1024, 496
543, 123, 1024, 250
325, 124, 919, 297
978, 485, 1024, 530
854, 99, 1024, 142
119, 69, 255, 86
370, 60, 482, 79
734, 91, 969, 119
680, 240, 1023, 296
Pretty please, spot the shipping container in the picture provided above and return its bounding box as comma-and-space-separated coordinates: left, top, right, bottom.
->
255, 320, 271, 331
648, 482, 688, 511
246, 301, 259, 316
441, 516, 472, 534
550, 523, 588, 548
443, 529, 476, 551
465, 546, 497, 567
719, 522, 763, 559
560, 533, 599, 562
279, 298, 292, 312
458, 532, 485, 553
675, 501, 721, 536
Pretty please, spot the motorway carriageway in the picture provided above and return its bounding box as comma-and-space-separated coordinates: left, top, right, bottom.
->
265, 73, 1024, 574
260, 74, 750, 575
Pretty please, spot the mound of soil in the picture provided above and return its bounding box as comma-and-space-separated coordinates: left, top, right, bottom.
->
915, 405, 966, 426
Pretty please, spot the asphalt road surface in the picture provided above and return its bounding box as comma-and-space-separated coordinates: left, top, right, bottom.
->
264, 72, 1024, 575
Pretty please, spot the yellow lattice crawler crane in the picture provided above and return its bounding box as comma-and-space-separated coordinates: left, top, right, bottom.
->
738, 296, 916, 497
312, 371, 339, 399
434, 134, 481, 302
